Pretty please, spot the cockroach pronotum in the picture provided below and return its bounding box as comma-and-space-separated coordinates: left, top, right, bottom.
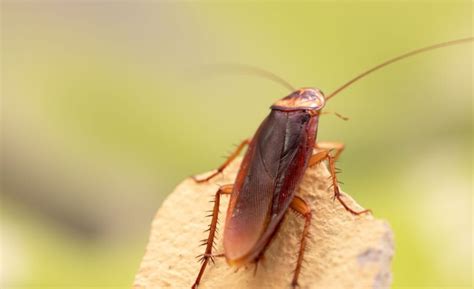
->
190, 37, 473, 289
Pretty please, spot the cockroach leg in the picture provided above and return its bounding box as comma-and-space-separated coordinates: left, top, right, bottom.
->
253, 261, 259, 276
289, 196, 312, 288
314, 141, 345, 160
327, 155, 371, 215
308, 150, 329, 167
307, 149, 371, 215
192, 138, 250, 183
192, 184, 233, 289
252, 253, 267, 276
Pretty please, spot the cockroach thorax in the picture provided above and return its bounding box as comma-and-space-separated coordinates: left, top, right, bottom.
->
271, 88, 325, 111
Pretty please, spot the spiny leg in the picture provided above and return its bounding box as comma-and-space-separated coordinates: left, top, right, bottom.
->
289, 196, 312, 288
308, 145, 371, 215
327, 155, 371, 215
192, 184, 233, 289
193, 138, 250, 183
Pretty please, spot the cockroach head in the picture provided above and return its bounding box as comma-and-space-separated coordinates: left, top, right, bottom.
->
271, 88, 325, 111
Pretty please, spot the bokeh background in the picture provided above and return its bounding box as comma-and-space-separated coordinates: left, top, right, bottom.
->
1, 1, 472, 289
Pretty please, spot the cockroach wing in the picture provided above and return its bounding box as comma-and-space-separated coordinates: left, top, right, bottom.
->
223, 110, 318, 266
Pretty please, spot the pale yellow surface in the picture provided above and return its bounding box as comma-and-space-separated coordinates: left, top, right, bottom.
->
134, 158, 394, 289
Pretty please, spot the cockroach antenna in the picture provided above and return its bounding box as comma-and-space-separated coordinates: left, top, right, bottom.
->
325, 37, 474, 101
205, 63, 295, 91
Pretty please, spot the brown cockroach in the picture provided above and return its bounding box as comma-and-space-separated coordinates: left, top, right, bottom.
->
191, 37, 473, 288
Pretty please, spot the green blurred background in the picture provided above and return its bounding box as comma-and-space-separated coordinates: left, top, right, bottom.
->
1, 1, 472, 289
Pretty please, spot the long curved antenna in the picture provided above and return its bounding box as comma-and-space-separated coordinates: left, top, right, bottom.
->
326, 37, 474, 101
204, 63, 295, 91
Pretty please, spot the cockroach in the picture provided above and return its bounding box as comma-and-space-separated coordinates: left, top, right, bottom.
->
190, 37, 473, 289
